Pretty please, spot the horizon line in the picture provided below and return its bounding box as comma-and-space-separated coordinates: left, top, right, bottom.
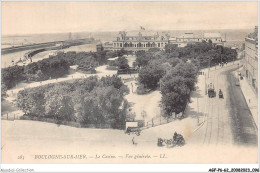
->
2, 28, 254, 37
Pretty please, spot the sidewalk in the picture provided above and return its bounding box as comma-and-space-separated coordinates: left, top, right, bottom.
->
239, 68, 258, 128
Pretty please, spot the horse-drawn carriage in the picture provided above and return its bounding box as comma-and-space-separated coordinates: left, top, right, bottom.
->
125, 127, 141, 136
157, 132, 185, 147
219, 89, 223, 99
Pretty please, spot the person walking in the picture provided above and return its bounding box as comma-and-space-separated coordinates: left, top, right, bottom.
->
132, 137, 135, 145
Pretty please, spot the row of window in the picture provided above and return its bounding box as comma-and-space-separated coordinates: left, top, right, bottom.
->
175, 38, 221, 42
117, 37, 162, 41
245, 53, 258, 70
245, 45, 258, 61
113, 42, 166, 48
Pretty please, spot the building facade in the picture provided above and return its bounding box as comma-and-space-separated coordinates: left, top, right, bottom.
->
244, 26, 258, 93
97, 31, 225, 52
169, 32, 225, 47
111, 31, 170, 52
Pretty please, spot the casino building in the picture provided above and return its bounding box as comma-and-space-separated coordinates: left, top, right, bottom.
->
111, 31, 170, 52
97, 30, 225, 52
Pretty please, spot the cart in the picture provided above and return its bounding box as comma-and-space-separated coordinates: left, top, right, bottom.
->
208, 83, 216, 98
219, 89, 223, 98
208, 88, 216, 98
125, 127, 141, 136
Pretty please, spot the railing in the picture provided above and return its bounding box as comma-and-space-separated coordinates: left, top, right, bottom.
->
141, 112, 185, 130
1, 113, 18, 121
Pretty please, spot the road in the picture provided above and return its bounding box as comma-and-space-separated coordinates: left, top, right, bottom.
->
188, 63, 258, 146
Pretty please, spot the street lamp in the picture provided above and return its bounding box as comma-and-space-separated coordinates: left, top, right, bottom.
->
208, 57, 211, 78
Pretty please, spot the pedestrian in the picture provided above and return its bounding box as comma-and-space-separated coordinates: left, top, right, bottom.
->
132, 137, 135, 145
249, 99, 251, 103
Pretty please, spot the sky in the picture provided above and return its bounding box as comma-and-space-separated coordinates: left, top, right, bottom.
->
2, 1, 258, 35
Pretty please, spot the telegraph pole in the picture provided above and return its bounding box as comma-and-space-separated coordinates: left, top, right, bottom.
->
208, 57, 211, 78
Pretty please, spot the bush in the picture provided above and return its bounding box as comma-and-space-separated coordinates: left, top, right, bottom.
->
116, 56, 129, 70
17, 76, 129, 129
2, 65, 25, 89
138, 64, 165, 89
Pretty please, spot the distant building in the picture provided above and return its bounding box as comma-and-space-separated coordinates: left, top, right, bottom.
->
103, 42, 114, 51
96, 43, 104, 52
99, 31, 225, 52
169, 32, 225, 47
111, 30, 170, 52
244, 26, 258, 93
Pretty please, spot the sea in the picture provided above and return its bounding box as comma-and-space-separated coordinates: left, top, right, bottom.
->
2, 29, 251, 48
1, 29, 251, 67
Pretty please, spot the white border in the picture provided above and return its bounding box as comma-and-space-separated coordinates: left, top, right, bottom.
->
1, 0, 259, 172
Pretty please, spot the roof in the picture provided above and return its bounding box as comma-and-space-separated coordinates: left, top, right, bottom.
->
204, 33, 221, 38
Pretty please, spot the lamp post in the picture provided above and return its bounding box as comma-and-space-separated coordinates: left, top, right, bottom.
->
208, 57, 211, 78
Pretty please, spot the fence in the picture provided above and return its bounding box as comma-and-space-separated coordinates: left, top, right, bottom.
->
141, 113, 183, 130
140, 102, 189, 130
1, 113, 19, 121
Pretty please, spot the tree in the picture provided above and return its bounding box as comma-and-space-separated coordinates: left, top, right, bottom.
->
77, 86, 127, 128
24, 62, 38, 75
138, 63, 165, 89
161, 76, 190, 116
2, 65, 25, 89
165, 44, 178, 54
45, 92, 75, 122
77, 56, 98, 73
116, 56, 129, 70
168, 62, 198, 91
136, 51, 150, 67
167, 58, 181, 67
17, 87, 45, 116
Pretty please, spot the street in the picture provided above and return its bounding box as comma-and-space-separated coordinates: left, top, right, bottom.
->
188, 62, 258, 146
